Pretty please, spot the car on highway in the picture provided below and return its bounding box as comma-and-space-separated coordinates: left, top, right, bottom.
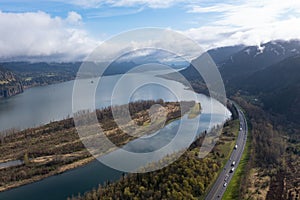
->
224, 174, 229, 181
231, 161, 236, 166
230, 167, 235, 173
240, 127, 243, 131
234, 144, 238, 149
223, 182, 227, 187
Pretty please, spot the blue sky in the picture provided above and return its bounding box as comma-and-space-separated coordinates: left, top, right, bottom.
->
0, 0, 300, 61
0, 0, 216, 37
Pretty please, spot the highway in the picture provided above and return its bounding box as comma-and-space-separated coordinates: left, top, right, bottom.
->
205, 102, 248, 200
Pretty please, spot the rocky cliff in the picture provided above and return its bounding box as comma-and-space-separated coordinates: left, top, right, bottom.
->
0, 67, 23, 98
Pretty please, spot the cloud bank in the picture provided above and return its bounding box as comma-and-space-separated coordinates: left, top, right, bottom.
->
0, 11, 98, 61
184, 0, 300, 49
1, 0, 300, 61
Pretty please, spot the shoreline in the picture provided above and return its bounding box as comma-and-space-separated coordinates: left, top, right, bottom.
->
0, 156, 95, 192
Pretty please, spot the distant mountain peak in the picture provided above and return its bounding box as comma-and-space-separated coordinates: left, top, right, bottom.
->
218, 39, 300, 80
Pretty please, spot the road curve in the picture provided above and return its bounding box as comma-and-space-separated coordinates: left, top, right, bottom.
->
205, 101, 248, 200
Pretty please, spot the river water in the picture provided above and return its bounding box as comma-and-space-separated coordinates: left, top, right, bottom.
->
0, 70, 231, 200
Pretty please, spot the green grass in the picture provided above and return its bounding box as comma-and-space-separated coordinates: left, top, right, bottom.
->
219, 121, 239, 155
222, 129, 251, 200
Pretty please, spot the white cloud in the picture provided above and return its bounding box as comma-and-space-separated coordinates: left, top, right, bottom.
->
68, 0, 104, 8
66, 11, 82, 25
112, 0, 181, 8
67, 0, 190, 8
2, 1, 300, 61
184, 0, 300, 49
86, 28, 204, 63
0, 11, 99, 61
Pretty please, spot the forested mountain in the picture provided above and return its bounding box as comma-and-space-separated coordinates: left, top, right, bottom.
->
176, 39, 300, 123
219, 40, 300, 81
1, 62, 81, 88
172, 45, 245, 81
1, 58, 184, 90
237, 55, 300, 122
220, 40, 300, 123
207, 45, 245, 65
179, 40, 300, 81
0, 61, 145, 88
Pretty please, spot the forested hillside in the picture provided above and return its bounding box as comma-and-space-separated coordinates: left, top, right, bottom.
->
219, 40, 300, 81
1, 62, 81, 88
175, 39, 300, 124
236, 56, 300, 123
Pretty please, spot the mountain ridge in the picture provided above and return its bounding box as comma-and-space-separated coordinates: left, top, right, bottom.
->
175, 39, 300, 123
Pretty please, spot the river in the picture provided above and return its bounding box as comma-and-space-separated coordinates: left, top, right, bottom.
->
0, 70, 231, 200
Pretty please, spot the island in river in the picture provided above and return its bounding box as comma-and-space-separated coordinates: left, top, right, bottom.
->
0, 100, 200, 192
